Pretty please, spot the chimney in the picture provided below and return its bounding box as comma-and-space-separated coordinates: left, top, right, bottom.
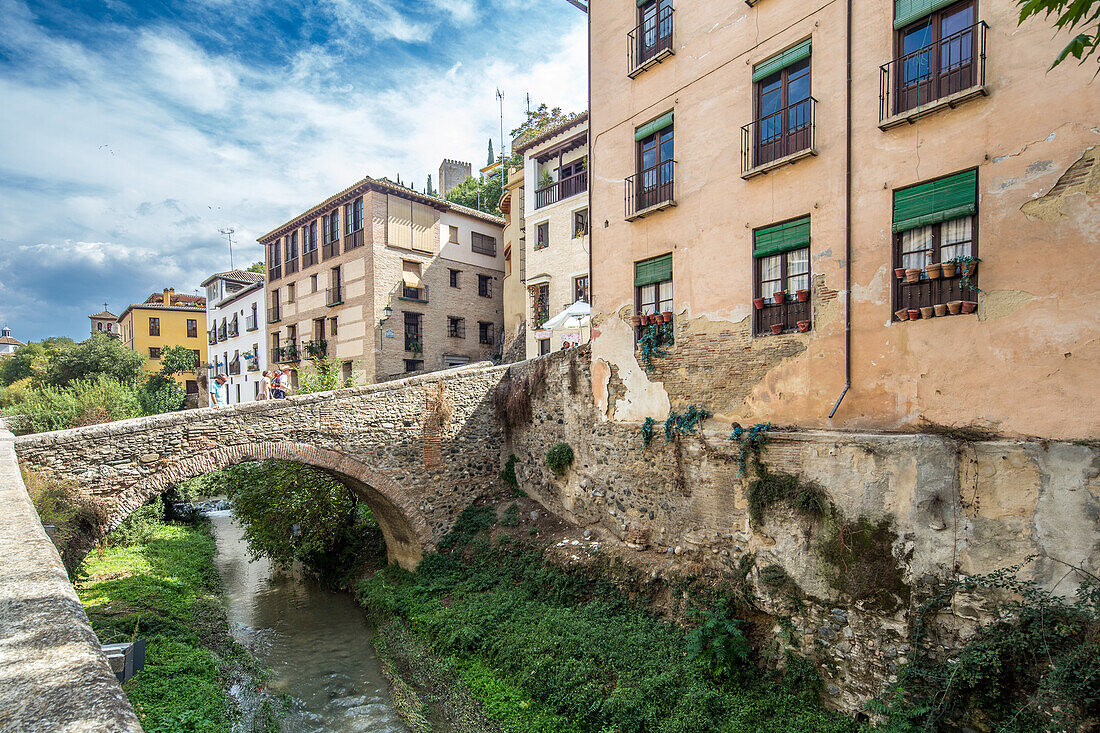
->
163, 288, 171, 306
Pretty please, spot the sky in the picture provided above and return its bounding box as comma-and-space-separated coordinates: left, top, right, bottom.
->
0, 0, 587, 342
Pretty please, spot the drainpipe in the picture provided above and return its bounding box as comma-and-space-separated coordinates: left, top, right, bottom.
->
586, 7, 593, 315
828, 0, 853, 419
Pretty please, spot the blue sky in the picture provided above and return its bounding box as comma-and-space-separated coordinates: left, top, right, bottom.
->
0, 0, 587, 342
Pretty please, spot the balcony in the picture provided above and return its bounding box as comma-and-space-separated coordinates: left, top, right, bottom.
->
326, 286, 343, 306
245, 314, 258, 332
273, 341, 299, 363
879, 21, 987, 129
304, 339, 328, 360
228, 358, 241, 376
246, 351, 260, 371
322, 240, 339, 260
269, 264, 281, 281
267, 306, 281, 324
628, 5, 674, 78
398, 283, 429, 303
217, 324, 227, 341
534, 170, 588, 210
741, 97, 817, 178
228, 319, 239, 338
625, 160, 676, 221
207, 329, 217, 345
302, 248, 318, 268
285, 257, 299, 275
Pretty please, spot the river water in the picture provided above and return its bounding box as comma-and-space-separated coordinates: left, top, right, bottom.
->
207, 509, 407, 733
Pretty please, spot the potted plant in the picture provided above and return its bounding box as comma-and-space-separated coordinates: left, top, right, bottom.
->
753, 297, 767, 310
662, 310, 673, 322
773, 290, 786, 304
941, 261, 958, 278
925, 263, 943, 279
951, 256, 981, 292
905, 268, 922, 283
894, 267, 907, 280
933, 303, 947, 317
769, 324, 784, 335
961, 301, 978, 314
908, 308, 921, 320
538, 170, 554, 189
947, 300, 963, 315
630, 315, 642, 327
796, 289, 810, 302
639, 314, 649, 325
894, 309, 909, 321
919, 306, 935, 319
796, 320, 811, 333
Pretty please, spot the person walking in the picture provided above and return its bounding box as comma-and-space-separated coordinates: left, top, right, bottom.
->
272, 367, 291, 399
209, 374, 228, 409
259, 370, 273, 400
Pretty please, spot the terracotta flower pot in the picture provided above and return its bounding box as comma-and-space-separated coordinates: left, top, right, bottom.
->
941, 262, 958, 278
639, 314, 649, 325
947, 300, 963, 315
662, 311, 673, 322
961, 301, 978, 314
894, 268, 907, 280
773, 291, 786, 304
960, 261, 978, 278
895, 309, 909, 321
657, 313, 668, 323
753, 297, 766, 310
933, 303, 947, 317
796, 320, 811, 333
908, 308, 921, 320
796, 289, 810, 302
905, 268, 922, 283
769, 323, 784, 335
925, 263, 943, 280
919, 306, 935, 319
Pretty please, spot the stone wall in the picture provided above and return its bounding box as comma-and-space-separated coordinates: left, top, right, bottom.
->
503, 347, 1100, 712
0, 425, 143, 732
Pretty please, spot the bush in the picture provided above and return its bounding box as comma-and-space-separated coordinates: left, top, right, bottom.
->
24, 469, 108, 573
545, 443, 574, 476
500, 454, 519, 489
108, 497, 167, 547
3, 375, 143, 434
685, 604, 752, 682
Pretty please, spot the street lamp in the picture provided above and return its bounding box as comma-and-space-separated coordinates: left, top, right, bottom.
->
382, 305, 392, 322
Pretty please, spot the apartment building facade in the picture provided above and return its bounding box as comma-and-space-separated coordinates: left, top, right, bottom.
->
202, 270, 267, 404
260, 177, 504, 385
117, 289, 206, 398
517, 114, 591, 357
500, 165, 527, 359
588, 0, 1099, 440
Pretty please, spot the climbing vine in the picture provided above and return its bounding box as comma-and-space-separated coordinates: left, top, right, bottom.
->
640, 417, 656, 448
729, 422, 773, 476
637, 322, 674, 372
664, 405, 711, 442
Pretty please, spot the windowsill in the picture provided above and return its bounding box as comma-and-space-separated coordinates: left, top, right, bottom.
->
626, 198, 676, 222
741, 147, 817, 180
398, 296, 428, 304
246, 326, 259, 332
756, 325, 813, 337
326, 301, 344, 307
628, 48, 675, 79
879, 85, 987, 131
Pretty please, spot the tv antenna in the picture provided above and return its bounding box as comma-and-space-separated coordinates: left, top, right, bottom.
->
496, 88, 505, 163
218, 227, 236, 269
563, 0, 587, 11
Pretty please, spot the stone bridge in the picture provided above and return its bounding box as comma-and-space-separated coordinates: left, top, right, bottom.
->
13, 362, 510, 570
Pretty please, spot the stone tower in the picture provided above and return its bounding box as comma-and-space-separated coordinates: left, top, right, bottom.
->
438, 159, 472, 196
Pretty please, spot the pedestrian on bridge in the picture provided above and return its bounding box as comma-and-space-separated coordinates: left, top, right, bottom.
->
260, 371, 273, 400
209, 374, 228, 409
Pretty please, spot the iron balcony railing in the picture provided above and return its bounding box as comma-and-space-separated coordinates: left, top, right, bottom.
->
267, 305, 281, 323
207, 329, 217, 345
245, 314, 258, 332
217, 324, 227, 341
304, 339, 328, 359
228, 359, 241, 376
534, 170, 588, 209
228, 319, 239, 338
285, 257, 299, 275
399, 283, 429, 303
274, 341, 299, 363
625, 159, 676, 219
326, 286, 343, 306
741, 97, 817, 174
628, 5, 674, 76
302, 248, 318, 268
880, 20, 987, 122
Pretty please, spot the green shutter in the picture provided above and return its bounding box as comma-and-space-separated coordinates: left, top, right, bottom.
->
752, 39, 812, 83
753, 217, 811, 258
635, 254, 673, 287
634, 111, 674, 141
892, 170, 977, 233
894, 0, 958, 28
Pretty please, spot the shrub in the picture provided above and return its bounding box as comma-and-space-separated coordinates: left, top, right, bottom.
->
23, 469, 108, 573
685, 604, 752, 682
501, 502, 521, 527
500, 454, 519, 489
545, 442, 574, 475
746, 470, 830, 527
3, 375, 143, 434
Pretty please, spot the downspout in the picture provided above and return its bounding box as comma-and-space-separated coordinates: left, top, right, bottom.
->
828, 0, 853, 419
587, 6, 593, 315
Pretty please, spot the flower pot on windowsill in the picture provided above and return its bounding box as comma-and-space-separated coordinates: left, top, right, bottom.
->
769, 324, 784, 335
959, 260, 978, 278
908, 308, 921, 320
753, 297, 767, 310
933, 303, 947, 317
961, 301, 978, 314
919, 306, 935, 319
796, 320, 811, 333
947, 300, 963, 315
662, 311, 673, 322
941, 262, 958, 278
905, 268, 922, 283
925, 263, 943, 280
894, 268, 907, 280
895, 309, 909, 321
773, 291, 786, 305
796, 289, 810, 302
653, 313, 666, 324
639, 314, 649, 325
630, 316, 642, 327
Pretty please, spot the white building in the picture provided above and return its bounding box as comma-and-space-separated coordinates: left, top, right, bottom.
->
201, 270, 267, 404
0, 326, 23, 357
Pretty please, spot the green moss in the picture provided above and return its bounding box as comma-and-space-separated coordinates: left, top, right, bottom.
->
746, 470, 831, 527
759, 564, 803, 604
500, 454, 519, 489
819, 517, 909, 613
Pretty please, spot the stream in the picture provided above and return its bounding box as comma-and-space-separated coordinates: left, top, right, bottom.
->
207, 508, 408, 733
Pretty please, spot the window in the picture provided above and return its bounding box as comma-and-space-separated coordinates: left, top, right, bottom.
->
404, 359, 423, 373
310, 274, 318, 292
268, 240, 282, 279
303, 222, 318, 266
630, 113, 675, 215
329, 317, 338, 337
345, 196, 364, 234
444, 354, 471, 368
192, 349, 201, 364
471, 231, 497, 256
533, 283, 550, 326
448, 316, 466, 338
753, 217, 812, 335
574, 209, 589, 237
322, 209, 340, 258
892, 169, 979, 319
148, 317, 160, 336
752, 42, 812, 168
535, 222, 549, 250
404, 312, 422, 352
286, 231, 299, 261
327, 266, 343, 306
449, 225, 459, 243
478, 321, 494, 345
478, 275, 492, 298
539, 338, 551, 356
893, 0, 978, 115
402, 260, 425, 300
312, 318, 325, 343
149, 346, 161, 359
186, 319, 197, 338
632, 0, 674, 71
287, 282, 296, 303
574, 275, 590, 304
341, 361, 352, 383
187, 380, 199, 396
635, 254, 673, 317
449, 269, 460, 288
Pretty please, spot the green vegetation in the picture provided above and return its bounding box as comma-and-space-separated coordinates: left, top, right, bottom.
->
356, 503, 855, 733
545, 442, 574, 475
637, 322, 673, 372
663, 405, 710, 442
640, 417, 656, 448
729, 422, 772, 477
296, 354, 358, 393
499, 454, 519, 490
24, 469, 108, 573
1017, 0, 1100, 69
746, 470, 830, 527
77, 513, 281, 733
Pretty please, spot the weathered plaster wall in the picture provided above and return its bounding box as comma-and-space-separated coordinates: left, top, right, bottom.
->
0, 426, 143, 733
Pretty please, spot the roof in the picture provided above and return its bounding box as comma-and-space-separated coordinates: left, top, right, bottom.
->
213, 280, 265, 310
143, 292, 206, 305
118, 302, 206, 322
512, 112, 589, 156
200, 269, 265, 288
89, 310, 117, 320
258, 175, 504, 243
0, 337, 23, 346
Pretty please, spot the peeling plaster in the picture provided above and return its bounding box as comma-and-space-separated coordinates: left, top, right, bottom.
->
852, 264, 891, 307
597, 307, 671, 422
977, 289, 1037, 321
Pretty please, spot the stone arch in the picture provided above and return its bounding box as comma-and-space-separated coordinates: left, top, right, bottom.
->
109, 441, 431, 569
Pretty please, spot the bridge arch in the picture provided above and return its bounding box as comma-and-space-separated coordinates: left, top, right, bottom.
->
111, 441, 431, 569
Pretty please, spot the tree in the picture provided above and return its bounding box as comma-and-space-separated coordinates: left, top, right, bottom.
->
47, 332, 145, 387
426, 174, 435, 197
487, 138, 495, 167
445, 172, 505, 217
511, 103, 577, 144
1018, 0, 1100, 69
248, 261, 264, 273
139, 345, 195, 414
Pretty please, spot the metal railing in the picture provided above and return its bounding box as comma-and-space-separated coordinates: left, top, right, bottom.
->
399, 283, 429, 303
326, 286, 343, 306
245, 314, 258, 331
273, 341, 299, 363
304, 339, 328, 359
741, 97, 816, 173
207, 329, 217, 345
625, 159, 676, 219
534, 170, 588, 209
268, 264, 281, 281
228, 359, 241, 376
217, 324, 227, 341
228, 319, 239, 338
879, 21, 987, 121
628, 5, 674, 76
267, 306, 281, 323
344, 229, 364, 252
285, 257, 299, 275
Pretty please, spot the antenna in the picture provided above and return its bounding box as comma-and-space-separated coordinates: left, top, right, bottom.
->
496, 88, 505, 163
563, 0, 587, 12
218, 227, 235, 269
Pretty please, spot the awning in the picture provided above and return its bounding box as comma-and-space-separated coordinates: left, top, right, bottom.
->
402, 271, 422, 288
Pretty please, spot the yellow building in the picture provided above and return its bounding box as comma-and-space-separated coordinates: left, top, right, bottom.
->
118, 288, 207, 399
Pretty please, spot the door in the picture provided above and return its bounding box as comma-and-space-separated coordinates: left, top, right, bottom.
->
896, 1, 975, 113
637, 126, 674, 210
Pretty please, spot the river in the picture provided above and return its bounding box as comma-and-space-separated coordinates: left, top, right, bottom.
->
207, 509, 408, 733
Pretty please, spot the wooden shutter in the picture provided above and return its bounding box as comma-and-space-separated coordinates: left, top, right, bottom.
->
754, 216, 811, 258
894, 0, 958, 29
752, 39, 812, 83
634, 253, 672, 287
892, 170, 977, 233
388, 196, 413, 249
411, 202, 437, 253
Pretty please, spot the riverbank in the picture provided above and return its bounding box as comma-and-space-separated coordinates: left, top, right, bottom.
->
76, 513, 283, 732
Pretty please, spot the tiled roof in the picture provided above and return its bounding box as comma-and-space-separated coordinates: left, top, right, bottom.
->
143, 292, 206, 305
89, 310, 117, 319
513, 111, 589, 156
0, 337, 23, 346
118, 302, 206, 322
201, 269, 265, 287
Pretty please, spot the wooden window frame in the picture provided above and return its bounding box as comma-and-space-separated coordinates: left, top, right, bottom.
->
448, 317, 466, 339
753, 56, 812, 168
752, 246, 811, 336
633, 124, 674, 212
891, 217, 979, 318
448, 225, 459, 244
534, 222, 549, 250
478, 275, 492, 298
148, 317, 160, 337
148, 346, 161, 359
186, 319, 197, 338
893, 0, 979, 115
574, 275, 590, 304
449, 269, 461, 288
471, 231, 497, 256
